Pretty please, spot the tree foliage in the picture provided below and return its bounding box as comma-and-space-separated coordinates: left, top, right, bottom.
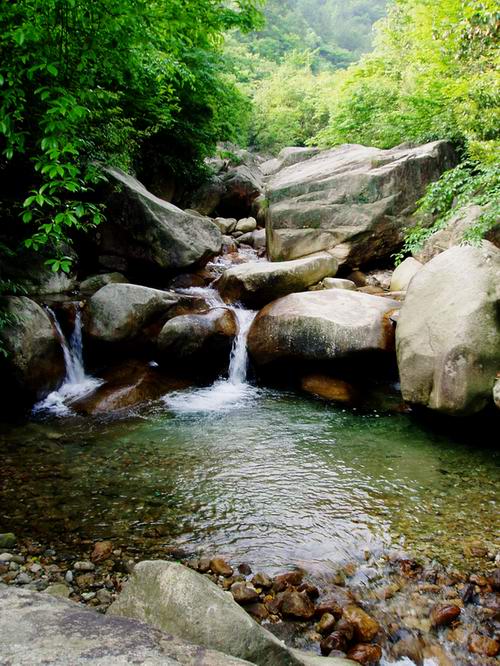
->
0, 0, 263, 262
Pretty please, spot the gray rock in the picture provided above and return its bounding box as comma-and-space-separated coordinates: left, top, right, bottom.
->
80, 272, 128, 295
414, 204, 500, 263
322, 278, 356, 291
237, 229, 267, 250
73, 561, 95, 572
0, 298, 65, 405
108, 561, 350, 665
45, 583, 70, 599
235, 217, 257, 234
396, 242, 500, 415
248, 289, 400, 367
15, 573, 32, 585
157, 308, 237, 371
214, 217, 237, 234
390, 257, 422, 292
266, 141, 456, 266
0, 585, 251, 665
0, 553, 13, 563
86, 283, 179, 343
217, 253, 338, 308
98, 167, 222, 274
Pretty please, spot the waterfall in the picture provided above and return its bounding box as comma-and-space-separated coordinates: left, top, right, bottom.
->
33, 305, 102, 416
165, 287, 257, 413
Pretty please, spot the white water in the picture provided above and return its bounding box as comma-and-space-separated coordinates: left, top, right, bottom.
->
165, 287, 258, 413
33, 306, 102, 416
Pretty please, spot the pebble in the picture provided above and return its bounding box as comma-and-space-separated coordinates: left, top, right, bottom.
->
238, 562, 252, 576
65, 571, 74, 583
96, 588, 113, 604
81, 592, 96, 601
15, 573, 32, 585
74, 561, 95, 572
317, 612, 337, 635
0, 553, 13, 563
46, 583, 70, 599
0, 533, 16, 549
251, 572, 273, 589
91, 541, 113, 563
28, 563, 43, 574
273, 571, 304, 592
430, 603, 461, 627
320, 631, 348, 656
343, 605, 380, 642
9, 562, 19, 572
280, 588, 315, 619
468, 634, 499, 657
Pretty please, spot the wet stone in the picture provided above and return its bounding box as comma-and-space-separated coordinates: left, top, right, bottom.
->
320, 631, 348, 656
346, 643, 382, 665
198, 558, 211, 573
344, 605, 380, 642
314, 599, 343, 620
245, 602, 269, 621
209, 557, 233, 577
317, 612, 337, 635
335, 617, 355, 642
230, 581, 259, 604
75, 573, 95, 589
0, 533, 16, 549
468, 634, 499, 657
280, 588, 315, 619
252, 572, 273, 589
238, 562, 252, 576
298, 582, 319, 599
431, 603, 461, 627
273, 570, 304, 591
91, 541, 113, 563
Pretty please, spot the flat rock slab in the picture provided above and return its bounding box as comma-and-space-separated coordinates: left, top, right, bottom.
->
217, 253, 338, 307
0, 585, 252, 665
248, 289, 400, 366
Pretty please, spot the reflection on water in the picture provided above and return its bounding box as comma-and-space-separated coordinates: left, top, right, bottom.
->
1, 389, 498, 575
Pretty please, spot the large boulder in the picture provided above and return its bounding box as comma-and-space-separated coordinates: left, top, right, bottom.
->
414, 204, 500, 264
0, 296, 65, 407
188, 165, 264, 219
108, 561, 351, 666
157, 308, 237, 372
86, 283, 179, 344
0, 585, 251, 665
248, 289, 400, 367
390, 257, 422, 292
217, 253, 338, 308
396, 242, 500, 415
95, 167, 222, 277
266, 141, 456, 266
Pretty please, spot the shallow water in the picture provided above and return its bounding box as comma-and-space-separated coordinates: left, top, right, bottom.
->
1, 388, 498, 575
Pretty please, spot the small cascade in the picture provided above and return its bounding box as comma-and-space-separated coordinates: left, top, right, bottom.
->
165, 287, 258, 413
33, 305, 102, 416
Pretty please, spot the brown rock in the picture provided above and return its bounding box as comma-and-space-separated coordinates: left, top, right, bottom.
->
347, 270, 367, 287
75, 573, 95, 589
489, 569, 500, 591
347, 643, 382, 665
315, 599, 343, 620
238, 562, 252, 576
430, 603, 461, 628
317, 612, 337, 636
273, 570, 304, 592
245, 602, 269, 621
230, 581, 259, 604
336, 618, 355, 642
264, 593, 283, 615
280, 588, 315, 619
252, 572, 273, 589
344, 605, 380, 642
209, 558, 233, 577
320, 631, 348, 656
358, 286, 385, 295
297, 582, 320, 599
463, 541, 488, 558
198, 558, 211, 573
91, 541, 113, 563
391, 635, 425, 663
301, 375, 358, 404
468, 634, 499, 657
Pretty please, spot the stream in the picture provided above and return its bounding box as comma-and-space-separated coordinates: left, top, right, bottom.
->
0, 273, 499, 665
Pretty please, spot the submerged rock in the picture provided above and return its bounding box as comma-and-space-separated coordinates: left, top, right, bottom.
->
0, 586, 251, 665
301, 375, 358, 404
217, 253, 338, 307
396, 242, 500, 415
266, 141, 456, 265
248, 290, 400, 367
0, 296, 65, 407
96, 167, 222, 276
